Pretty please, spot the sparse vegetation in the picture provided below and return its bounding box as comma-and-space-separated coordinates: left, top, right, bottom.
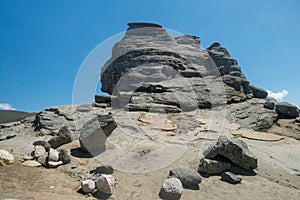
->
0, 110, 35, 124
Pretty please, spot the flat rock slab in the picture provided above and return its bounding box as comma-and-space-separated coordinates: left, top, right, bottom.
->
232, 131, 285, 141
22, 160, 42, 167
169, 167, 202, 187
221, 172, 242, 184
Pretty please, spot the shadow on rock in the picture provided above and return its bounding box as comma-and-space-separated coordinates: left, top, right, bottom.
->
92, 191, 111, 200
71, 147, 93, 158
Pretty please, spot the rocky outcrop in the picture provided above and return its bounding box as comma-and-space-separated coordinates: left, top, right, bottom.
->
99, 22, 269, 114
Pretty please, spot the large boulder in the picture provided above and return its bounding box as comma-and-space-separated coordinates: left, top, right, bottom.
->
249, 84, 268, 98
203, 135, 257, 170
79, 113, 117, 155
159, 177, 183, 200
275, 102, 299, 119
169, 167, 202, 187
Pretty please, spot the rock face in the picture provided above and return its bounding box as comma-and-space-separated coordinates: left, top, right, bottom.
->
0, 149, 14, 166
159, 177, 183, 200
169, 167, 202, 187
79, 113, 117, 155
99, 22, 270, 114
203, 136, 257, 170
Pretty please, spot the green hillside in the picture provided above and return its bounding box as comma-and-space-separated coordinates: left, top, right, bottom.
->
0, 110, 36, 124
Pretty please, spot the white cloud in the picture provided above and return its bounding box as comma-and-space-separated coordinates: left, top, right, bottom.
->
266, 90, 288, 102
0, 103, 16, 110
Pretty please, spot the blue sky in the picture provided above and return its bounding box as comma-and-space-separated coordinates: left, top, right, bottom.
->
0, 0, 299, 112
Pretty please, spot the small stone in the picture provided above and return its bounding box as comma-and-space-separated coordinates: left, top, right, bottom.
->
93, 165, 114, 174
0, 149, 14, 166
31, 145, 46, 158
58, 149, 71, 164
81, 179, 96, 193
96, 174, 115, 195
294, 117, 300, 123
221, 172, 242, 184
22, 160, 42, 167
169, 167, 202, 187
159, 177, 183, 200
198, 158, 231, 174
37, 153, 48, 167
48, 148, 59, 162
48, 161, 63, 168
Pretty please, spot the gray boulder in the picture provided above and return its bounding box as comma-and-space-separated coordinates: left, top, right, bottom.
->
159, 177, 183, 200
48, 126, 72, 148
169, 167, 202, 187
203, 136, 257, 170
198, 158, 231, 174
264, 98, 275, 110
79, 113, 117, 155
221, 172, 242, 184
249, 84, 268, 98
275, 102, 299, 119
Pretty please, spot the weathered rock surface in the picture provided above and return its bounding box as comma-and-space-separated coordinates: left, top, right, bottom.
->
48, 160, 63, 168
79, 113, 117, 155
203, 136, 257, 170
221, 171, 242, 184
226, 98, 278, 131
99, 22, 269, 114
198, 158, 231, 174
0, 149, 14, 166
96, 174, 115, 195
159, 177, 183, 200
31, 145, 46, 158
169, 167, 202, 187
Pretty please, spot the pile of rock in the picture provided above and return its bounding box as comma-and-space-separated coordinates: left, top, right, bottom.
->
198, 135, 257, 184
159, 167, 202, 199
81, 164, 116, 195
21, 126, 72, 168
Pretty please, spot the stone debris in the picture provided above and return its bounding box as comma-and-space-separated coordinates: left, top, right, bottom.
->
92, 164, 114, 175
48, 148, 59, 162
48, 126, 72, 148
31, 145, 46, 158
